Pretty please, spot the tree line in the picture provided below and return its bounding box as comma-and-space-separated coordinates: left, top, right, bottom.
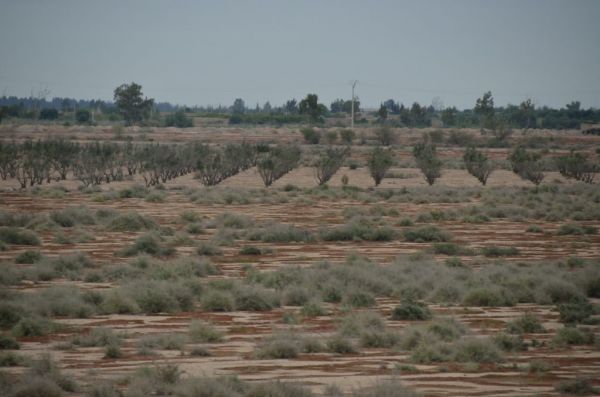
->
2, 84, 599, 130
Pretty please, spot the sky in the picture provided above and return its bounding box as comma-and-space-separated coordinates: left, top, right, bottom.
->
1, 0, 599, 110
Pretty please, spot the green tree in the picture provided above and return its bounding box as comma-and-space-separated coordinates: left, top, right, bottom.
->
75, 109, 91, 124
474, 91, 495, 131
339, 129, 355, 145
441, 107, 457, 127
377, 104, 388, 123
299, 94, 326, 122
463, 146, 493, 185
519, 99, 535, 130
39, 108, 59, 120
314, 146, 350, 185
113, 82, 154, 126
231, 98, 246, 114
556, 151, 597, 184
374, 126, 396, 146
367, 146, 393, 186
164, 110, 193, 128
413, 138, 442, 185
301, 127, 321, 144
508, 146, 544, 185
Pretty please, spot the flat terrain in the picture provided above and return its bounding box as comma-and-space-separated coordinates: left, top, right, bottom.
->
0, 125, 599, 396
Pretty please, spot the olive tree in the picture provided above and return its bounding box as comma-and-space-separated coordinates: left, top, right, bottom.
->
367, 146, 393, 186
257, 145, 301, 187
508, 146, 544, 185
463, 146, 493, 185
556, 151, 598, 184
314, 146, 350, 185
413, 139, 442, 185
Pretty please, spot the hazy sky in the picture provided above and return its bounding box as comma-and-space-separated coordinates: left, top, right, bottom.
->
1, 0, 599, 109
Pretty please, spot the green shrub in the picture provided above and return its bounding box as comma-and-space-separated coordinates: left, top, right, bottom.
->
301, 127, 320, 144
359, 330, 400, 348
189, 347, 211, 357
239, 246, 262, 255
506, 313, 545, 334
528, 359, 552, 374
352, 380, 421, 397
12, 317, 56, 337
99, 290, 140, 314
403, 226, 451, 243
482, 246, 520, 257
339, 129, 355, 144
326, 336, 356, 354
120, 233, 175, 257
248, 224, 313, 243
462, 288, 515, 307
234, 286, 280, 311
0, 227, 41, 245
555, 378, 598, 395
12, 377, 64, 397
197, 241, 223, 256
300, 301, 326, 317
87, 383, 122, 397
453, 338, 503, 363
164, 110, 194, 128
186, 223, 204, 234
172, 376, 244, 397
123, 280, 194, 314
492, 332, 526, 352
0, 304, 22, 329
552, 327, 594, 346
391, 301, 432, 321
145, 191, 166, 203
50, 206, 96, 227
201, 290, 234, 312
104, 343, 123, 359
188, 320, 223, 343
338, 311, 386, 337
343, 291, 376, 308
557, 223, 597, 235
526, 225, 544, 233
426, 318, 467, 342
247, 381, 315, 397
432, 243, 473, 256
105, 212, 158, 232
213, 213, 253, 229
0, 351, 24, 366
15, 250, 43, 264
558, 301, 594, 324
29, 353, 77, 392
72, 327, 121, 347
282, 286, 311, 306
444, 257, 465, 267
320, 221, 395, 242
398, 218, 413, 226
255, 334, 299, 359
0, 335, 19, 350
137, 333, 186, 351
410, 340, 454, 363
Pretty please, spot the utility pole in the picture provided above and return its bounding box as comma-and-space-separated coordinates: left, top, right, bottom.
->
351, 80, 358, 130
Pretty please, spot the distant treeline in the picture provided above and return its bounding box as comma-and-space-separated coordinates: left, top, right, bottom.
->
1, 93, 600, 130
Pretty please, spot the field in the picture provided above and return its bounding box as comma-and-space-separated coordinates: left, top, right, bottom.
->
0, 124, 599, 397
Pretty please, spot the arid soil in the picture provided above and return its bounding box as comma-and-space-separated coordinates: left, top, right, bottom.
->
0, 125, 599, 396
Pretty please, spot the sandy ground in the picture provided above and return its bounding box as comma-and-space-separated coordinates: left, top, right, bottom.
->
1, 126, 599, 396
